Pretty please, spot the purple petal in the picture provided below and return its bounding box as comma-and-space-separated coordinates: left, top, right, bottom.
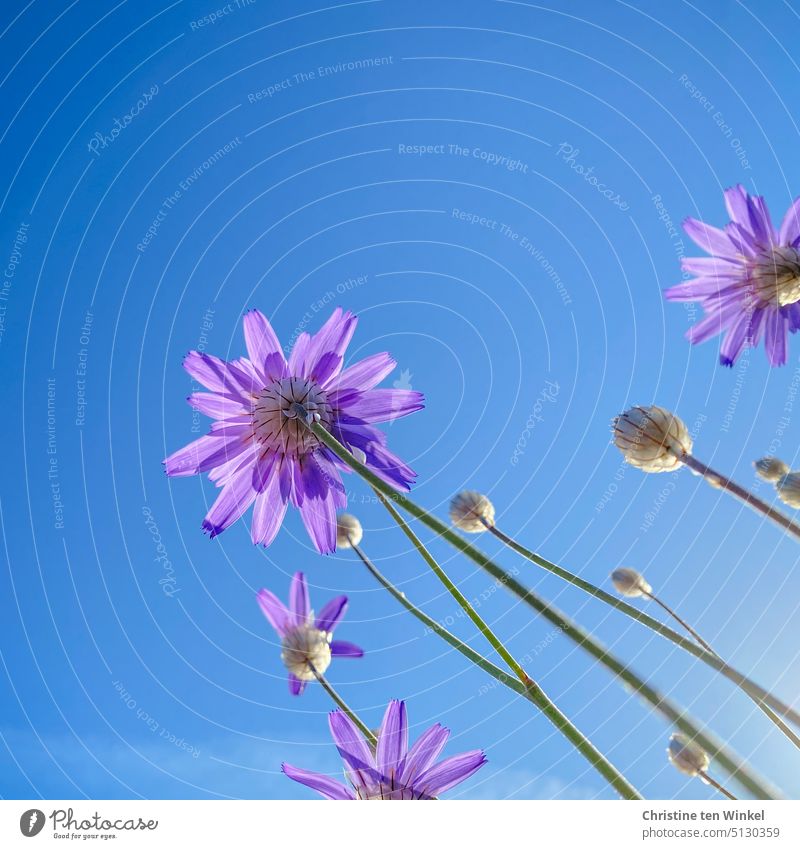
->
335, 389, 425, 424
401, 724, 450, 784
719, 310, 758, 366
330, 640, 364, 658
289, 572, 311, 625
187, 392, 248, 420
251, 460, 290, 546
289, 674, 305, 696
415, 750, 487, 797
724, 185, 755, 232
376, 700, 408, 778
779, 196, 800, 245
764, 308, 788, 367
303, 308, 357, 384
282, 763, 355, 800
294, 455, 345, 554
327, 352, 396, 392
685, 295, 745, 345
683, 217, 738, 258
328, 711, 378, 788
164, 434, 247, 478
287, 332, 311, 374
665, 274, 742, 303
183, 351, 253, 401
333, 423, 417, 491
316, 595, 348, 633
256, 589, 290, 636
243, 310, 285, 379
201, 461, 258, 538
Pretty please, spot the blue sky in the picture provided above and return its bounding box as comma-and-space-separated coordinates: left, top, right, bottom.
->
2, 0, 800, 801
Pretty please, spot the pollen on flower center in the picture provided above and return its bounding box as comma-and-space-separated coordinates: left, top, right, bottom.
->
280, 624, 332, 681
749, 245, 800, 307
252, 377, 333, 456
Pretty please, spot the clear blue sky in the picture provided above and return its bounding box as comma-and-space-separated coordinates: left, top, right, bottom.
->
2, 0, 800, 800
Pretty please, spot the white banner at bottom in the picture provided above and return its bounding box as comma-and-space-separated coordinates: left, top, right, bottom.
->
1, 800, 797, 847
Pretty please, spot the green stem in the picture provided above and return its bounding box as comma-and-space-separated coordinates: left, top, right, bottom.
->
490, 524, 800, 750
308, 662, 377, 749
682, 452, 800, 542
311, 422, 800, 731
643, 591, 716, 656
375, 489, 531, 688
348, 539, 643, 800
700, 770, 738, 801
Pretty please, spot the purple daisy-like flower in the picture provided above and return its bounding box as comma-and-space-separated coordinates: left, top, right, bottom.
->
164, 308, 424, 552
257, 571, 363, 696
665, 184, 800, 366
282, 699, 487, 800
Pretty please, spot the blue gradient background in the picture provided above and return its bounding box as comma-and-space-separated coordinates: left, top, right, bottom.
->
2, 0, 800, 800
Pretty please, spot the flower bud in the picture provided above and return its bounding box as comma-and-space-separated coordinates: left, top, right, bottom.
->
754, 457, 789, 482
612, 405, 692, 473
610, 567, 652, 598
336, 513, 363, 548
667, 733, 710, 777
449, 491, 495, 532
776, 473, 800, 509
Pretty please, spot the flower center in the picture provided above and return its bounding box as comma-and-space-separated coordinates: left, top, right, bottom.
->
280, 624, 332, 681
252, 377, 332, 456
355, 784, 436, 801
749, 245, 800, 306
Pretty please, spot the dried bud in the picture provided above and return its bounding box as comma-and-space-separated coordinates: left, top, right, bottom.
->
667, 733, 710, 777
776, 473, 800, 509
449, 491, 495, 532
336, 513, 363, 548
754, 457, 789, 482
613, 405, 692, 473
610, 567, 652, 598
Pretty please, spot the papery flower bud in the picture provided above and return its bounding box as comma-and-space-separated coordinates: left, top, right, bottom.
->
610, 567, 652, 598
754, 457, 789, 482
336, 513, 363, 548
449, 491, 495, 532
776, 473, 800, 509
667, 733, 710, 777
612, 405, 692, 473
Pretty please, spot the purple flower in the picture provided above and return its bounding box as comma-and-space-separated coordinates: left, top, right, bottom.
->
257, 571, 363, 696
282, 699, 487, 799
665, 185, 800, 366
164, 308, 424, 552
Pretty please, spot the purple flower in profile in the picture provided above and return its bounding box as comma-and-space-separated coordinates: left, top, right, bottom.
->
257, 571, 363, 696
283, 699, 487, 799
164, 308, 424, 552
665, 185, 800, 367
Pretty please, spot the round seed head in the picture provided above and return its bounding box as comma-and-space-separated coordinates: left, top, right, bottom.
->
449, 491, 495, 532
776, 472, 800, 509
754, 456, 789, 482
667, 733, 710, 777
610, 567, 652, 598
336, 513, 363, 549
613, 405, 692, 473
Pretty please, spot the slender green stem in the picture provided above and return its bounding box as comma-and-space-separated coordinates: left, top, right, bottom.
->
348, 540, 778, 799
490, 523, 800, 750
310, 421, 800, 732
374, 489, 531, 687
700, 770, 738, 801
682, 452, 800, 542
348, 539, 643, 800
643, 591, 716, 656
308, 662, 377, 748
